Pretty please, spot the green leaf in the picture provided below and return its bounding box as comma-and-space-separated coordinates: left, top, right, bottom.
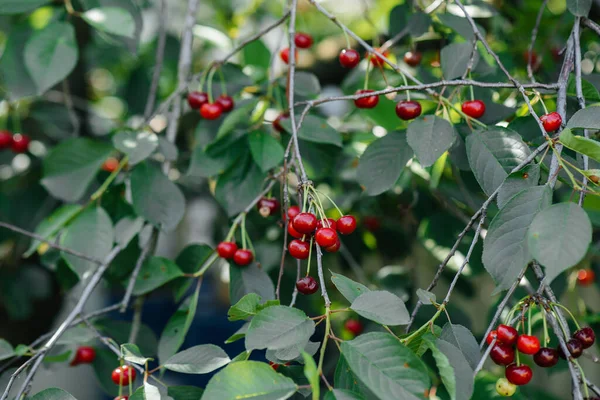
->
567, 75, 600, 102
439, 323, 481, 370
41, 138, 114, 202
168, 386, 204, 400
408, 12, 431, 37
131, 162, 185, 231
158, 285, 199, 363
25, 204, 82, 256
164, 344, 230, 374
243, 39, 271, 69
0, 0, 52, 14
528, 203, 592, 283
356, 133, 413, 195
388, 4, 409, 36
566, 106, 600, 129
567, 0, 592, 16
424, 337, 474, 400
31, 388, 77, 400
215, 155, 267, 217
483, 185, 552, 290
121, 343, 152, 365
229, 262, 275, 304
294, 72, 321, 99
324, 389, 365, 400
114, 216, 144, 247
330, 272, 370, 303
0, 24, 37, 99
245, 306, 315, 351
416, 289, 436, 305
350, 290, 409, 326
466, 128, 531, 196
112, 130, 158, 165
95, 319, 158, 357
341, 332, 430, 400
441, 42, 479, 80
129, 382, 162, 400
0, 339, 15, 361
248, 130, 284, 172
132, 256, 183, 296
437, 14, 486, 40
560, 128, 600, 163
228, 293, 279, 321
176, 244, 213, 274
24, 21, 78, 94
302, 352, 319, 400
203, 361, 297, 400
266, 341, 320, 364
225, 322, 249, 344
61, 207, 114, 276
56, 325, 96, 345
497, 164, 541, 209
407, 116, 456, 167
82, 7, 135, 38
215, 99, 260, 140
281, 115, 342, 147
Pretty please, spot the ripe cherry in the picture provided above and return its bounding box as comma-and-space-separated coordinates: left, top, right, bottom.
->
497, 324, 518, 346
257, 197, 280, 217
273, 113, 289, 133
558, 338, 583, 359
289, 239, 310, 260
324, 238, 341, 253
200, 103, 223, 120
102, 157, 120, 173
294, 32, 313, 49
70, 346, 96, 366
496, 377, 517, 397
287, 205, 300, 220
505, 364, 532, 386
354, 90, 379, 109
574, 327, 596, 349
292, 212, 318, 234
533, 347, 559, 368
233, 249, 253, 266
368, 48, 389, 67
287, 222, 303, 239
187, 91, 208, 109
345, 319, 363, 336
316, 218, 336, 230
315, 227, 338, 247
217, 242, 238, 259
296, 276, 319, 295
0, 130, 12, 149
486, 330, 498, 345
11, 134, 30, 153
540, 111, 562, 132
339, 49, 360, 68
280, 48, 298, 64
461, 100, 486, 119
490, 343, 515, 366
216, 95, 235, 112
337, 215, 357, 235
395, 100, 422, 120
111, 365, 136, 385
577, 269, 595, 286
403, 51, 422, 67
517, 335, 540, 355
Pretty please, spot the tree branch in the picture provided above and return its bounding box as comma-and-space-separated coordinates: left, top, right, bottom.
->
315, 244, 331, 308
526, 0, 547, 82
143, 0, 168, 120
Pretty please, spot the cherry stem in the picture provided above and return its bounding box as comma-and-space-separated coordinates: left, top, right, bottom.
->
551, 302, 581, 330
306, 236, 314, 276
206, 68, 217, 103
198, 68, 209, 92
302, 185, 309, 212
535, 90, 549, 114
364, 56, 372, 90
217, 67, 227, 96
516, 346, 521, 366
313, 189, 344, 217
399, 72, 410, 101
91, 156, 130, 202
528, 304, 532, 336
308, 187, 327, 221
224, 217, 240, 241
574, 359, 590, 398
468, 71, 475, 101
11, 103, 21, 134
241, 214, 247, 250
542, 308, 549, 345
550, 303, 572, 339
341, 29, 351, 49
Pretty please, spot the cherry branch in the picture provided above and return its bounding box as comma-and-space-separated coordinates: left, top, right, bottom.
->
120, 232, 157, 312
573, 19, 589, 206
583, 18, 600, 36
526, 0, 547, 82
315, 244, 331, 308
143, 0, 167, 120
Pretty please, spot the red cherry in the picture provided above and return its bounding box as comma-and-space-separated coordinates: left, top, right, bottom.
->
102, 157, 120, 173
233, 249, 253, 266
111, 365, 136, 386
114, 397, 128, 400
540, 111, 562, 132
217, 242, 238, 259
287, 222, 303, 239
486, 330, 498, 345
339, 49, 360, 68
287, 205, 301, 220
533, 347, 559, 368
337, 215, 357, 235
292, 213, 317, 234
558, 338, 584, 359
269, 361, 280, 371
315, 227, 338, 247
316, 218, 336, 230
0, 130, 12, 149
216, 95, 235, 112
523, 50, 538, 66
187, 91, 208, 109
70, 346, 96, 366
273, 113, 289, 132
395, 100, 422, 120
574, 327, 595, 349
517, 335, 541, 355
497, 325, 518, 346
294, 32, 313, 49
354, 90, 379, 109
490, 343, 515, 366
280, 48, 298, 64
324, 238, 341, 253
461, 100, 486, 119
296, 276, 319, 295
403, 51, 422, 67
344, 319, 363, 335
368, 48, 389, 67
577, 269, 595, 286
505, 364, 532, 386
200, 103, 223, 120
11, 134, 30, 153
257, 197, 280, 217
289, 239, 310, 260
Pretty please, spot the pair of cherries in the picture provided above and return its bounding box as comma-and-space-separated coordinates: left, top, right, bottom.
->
279, 32, 313, 64
216, 242, 254, 266
187, 91, 234, 120
0, 131, 31, 153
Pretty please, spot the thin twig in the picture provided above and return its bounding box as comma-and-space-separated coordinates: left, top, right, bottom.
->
573, 19, 589, 206
128, 297, 145, 344
143, 0, 168, 120
315, 244, 331, 307
583, 18, 600, 36
527, 0, 547, 82
120, 230, 157, 312
61, 79, 80, 136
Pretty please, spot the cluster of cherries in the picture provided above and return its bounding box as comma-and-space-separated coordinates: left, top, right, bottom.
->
487, 323, 596, 393
187, 90, 235, 121
0, 130, 30, 153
